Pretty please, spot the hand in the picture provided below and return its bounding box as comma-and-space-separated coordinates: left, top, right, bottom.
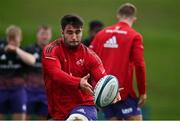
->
80, 74, 93, 95
5, 44, 17, 52
112, 88, 124, 104
138, 94, 147, 108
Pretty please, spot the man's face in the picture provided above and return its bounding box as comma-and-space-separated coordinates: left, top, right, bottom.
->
7, 34, 21, 47
62, 25, 82, 49
37, 28, 52, 47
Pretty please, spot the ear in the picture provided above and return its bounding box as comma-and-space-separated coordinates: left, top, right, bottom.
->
133, 17, 137, 22
116, 14, 121, 20
61, 31, 64, 35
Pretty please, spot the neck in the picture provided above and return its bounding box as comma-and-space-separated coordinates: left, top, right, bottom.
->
64, 42, 80, 51
119, 19, 133, 27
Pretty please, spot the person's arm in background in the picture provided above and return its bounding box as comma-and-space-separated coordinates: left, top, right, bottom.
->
5, 44, 36, 65
132, 34, 147, 107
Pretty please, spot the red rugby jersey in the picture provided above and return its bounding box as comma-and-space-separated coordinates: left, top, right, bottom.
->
42, 39, 105, 120
90, 22, 146, 100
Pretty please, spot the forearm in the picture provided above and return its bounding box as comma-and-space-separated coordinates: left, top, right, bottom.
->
91, 64, 106, 85
50, 68, 81, 88
16, 47, 36, 65
136, 63, 146, 95
42, 57, 81, 88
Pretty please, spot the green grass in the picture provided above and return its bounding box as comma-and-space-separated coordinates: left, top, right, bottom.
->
1, 0, 180, 119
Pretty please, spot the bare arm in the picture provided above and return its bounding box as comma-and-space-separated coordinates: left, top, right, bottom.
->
5, 45, 36, 65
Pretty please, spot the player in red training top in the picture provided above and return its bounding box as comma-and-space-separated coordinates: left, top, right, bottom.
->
90, 3, 146, 121
42, 14, 121, 120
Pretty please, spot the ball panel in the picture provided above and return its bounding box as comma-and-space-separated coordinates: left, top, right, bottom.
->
100, 77, 119, 107
94, 75, 119, 108
95, 75, 114, 107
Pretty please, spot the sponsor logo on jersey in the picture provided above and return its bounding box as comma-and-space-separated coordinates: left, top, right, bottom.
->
105, 26, 127, 35
104, 36, 118, 48
121, 107, 133, 114
76, 108, 86, 114
76, 58, 84, 66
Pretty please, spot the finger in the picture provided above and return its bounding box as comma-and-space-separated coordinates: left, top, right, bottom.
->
112, 93, 121, 104
116, 93, 121, 101
84, 74, 90, 79
119, 88, 124, 91
84, 87, 93, 95
85, 83, 93, 90
138, 99, 142, 105
112, 98, 117, 104
112, 97, 119, 104
138, 101, 144, 107
138, 99, 145, 107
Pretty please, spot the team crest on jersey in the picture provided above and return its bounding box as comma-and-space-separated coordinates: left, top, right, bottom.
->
76, 58, 84, 66
104, 36, 118, 48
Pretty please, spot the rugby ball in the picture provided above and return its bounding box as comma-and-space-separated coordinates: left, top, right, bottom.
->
94, 75, 119, 108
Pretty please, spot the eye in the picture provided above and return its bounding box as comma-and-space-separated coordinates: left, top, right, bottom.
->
66, 30, 74, 35
75, 30, 81, 34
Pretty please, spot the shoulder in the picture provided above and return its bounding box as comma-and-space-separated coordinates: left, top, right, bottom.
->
94, 24, 119, 39
97, 25, 113, 35
133, 31, 143, 42
43, 39, 60, 57
0, 40, 6, 50
82, 44, 95, 56
82, 46, 103, 71
84, 46, 102, 63
130, 27, 143, 38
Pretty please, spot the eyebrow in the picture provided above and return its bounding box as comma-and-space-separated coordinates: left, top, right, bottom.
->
66, 28, 82, 31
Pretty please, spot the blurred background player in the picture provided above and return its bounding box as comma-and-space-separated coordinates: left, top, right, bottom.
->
24, 25, 52, 120
90, 3, 147, 121
42, 14, 121, 120
0, 25, 35, 120
83, 20, 104, 47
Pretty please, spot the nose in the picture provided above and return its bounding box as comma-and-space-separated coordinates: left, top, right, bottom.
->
71, 33, 77, 41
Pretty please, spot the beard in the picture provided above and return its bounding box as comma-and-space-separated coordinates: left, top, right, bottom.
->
64, 38, 81, 50
38, 39, 50, 47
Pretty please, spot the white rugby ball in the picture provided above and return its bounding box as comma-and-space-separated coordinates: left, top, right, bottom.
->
94, 75, 119, 108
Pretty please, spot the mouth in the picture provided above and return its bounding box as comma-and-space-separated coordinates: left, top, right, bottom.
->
70, 41, 80, 43
70, 41, 80, 44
